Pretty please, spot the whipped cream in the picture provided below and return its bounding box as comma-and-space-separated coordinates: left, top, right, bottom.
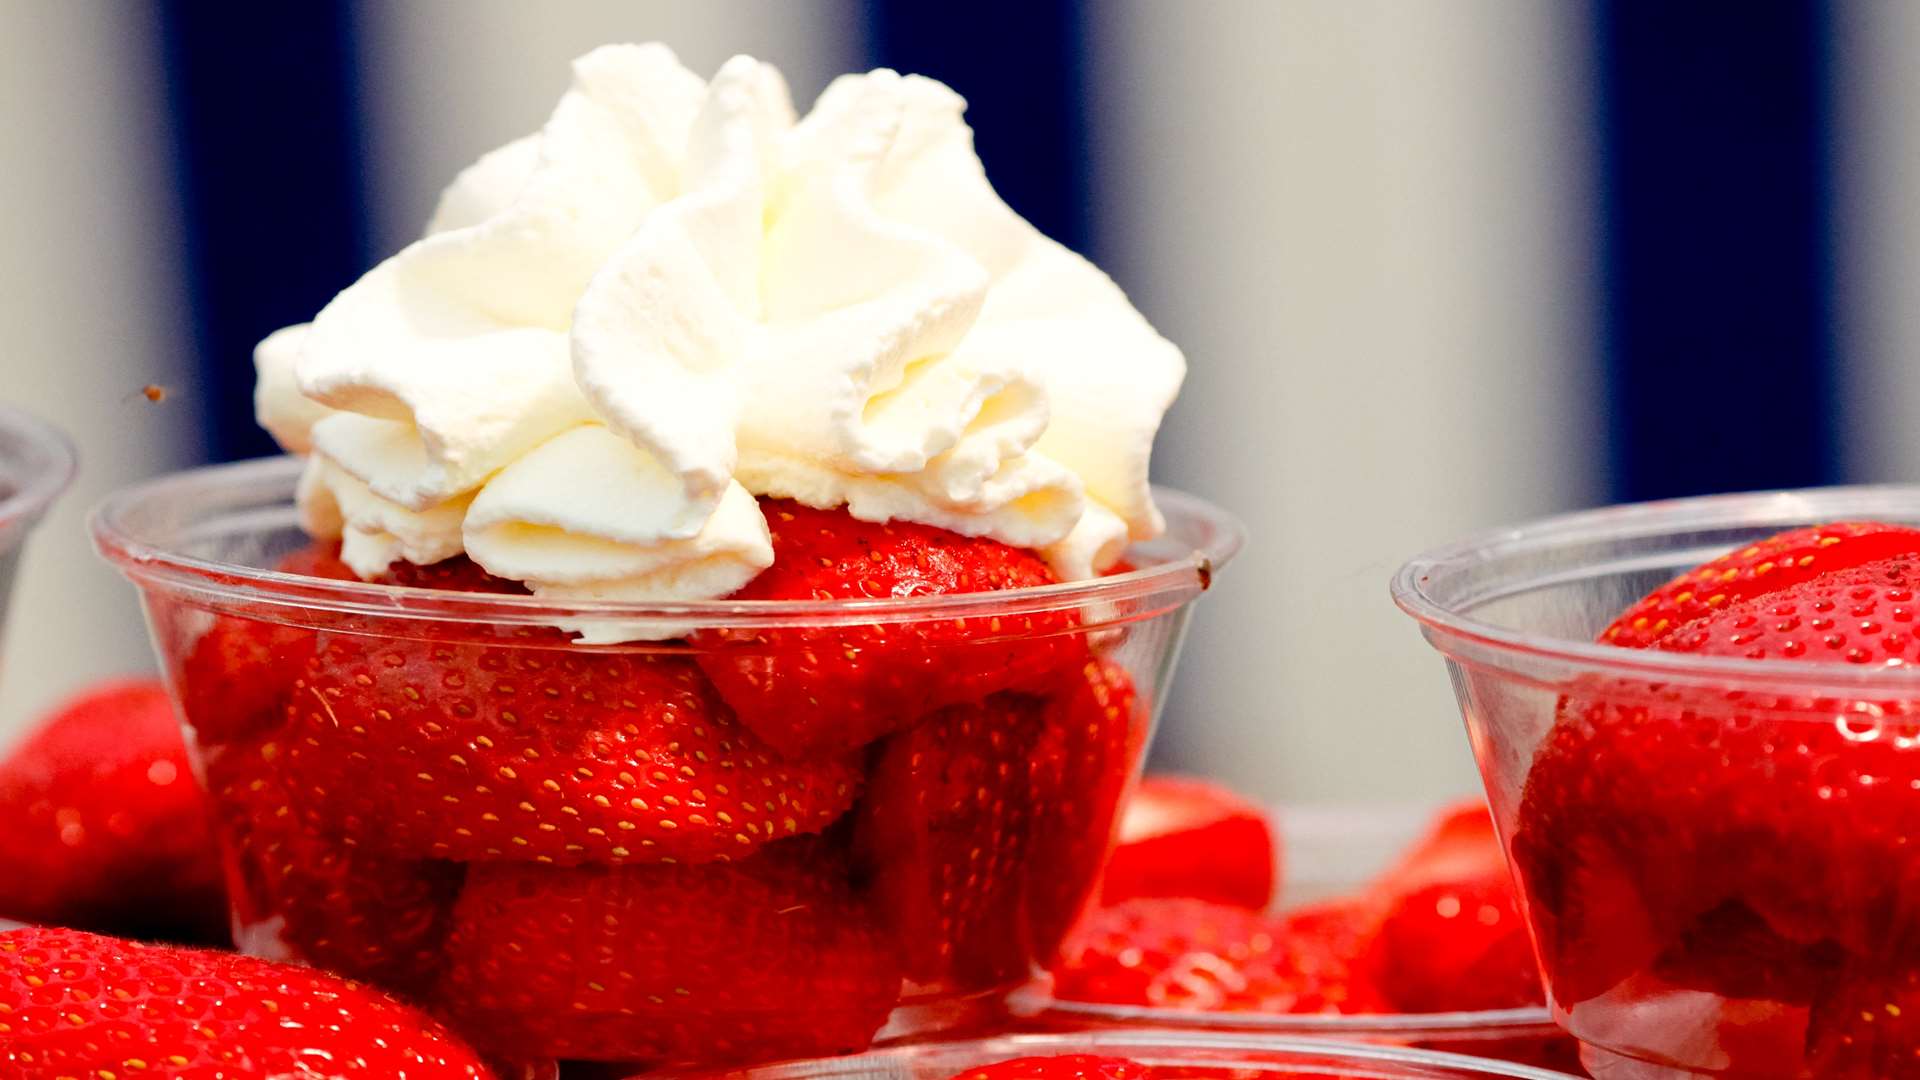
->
255, 43, 1183, 610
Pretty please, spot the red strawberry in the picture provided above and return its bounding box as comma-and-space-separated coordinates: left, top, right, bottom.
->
202, 735, 462, 999
1369, 872, 1543, 1013
697, 500, 1088, 758
0, 680, 224, 943
1280, 895, 1389, 971
1372, 798, 1505, 899
1049, 897, 1387, 1013
281, 635, 861, 866
436, 842, 901, 1066
1601, 521, 1920, 648
1025, 660, 1144, 953
1516, 532, 1920, 1014
178, 541, 357, 747
1101, 775, 1274, 911
855, 694, 1049, 987
948, 1056, 1152, 1080
0, 925, 493, 1078
1805, 968, 1920, 1079
376, 554, 527, 594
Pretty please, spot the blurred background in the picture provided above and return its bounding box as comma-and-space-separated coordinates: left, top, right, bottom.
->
0, 1, 1904, 804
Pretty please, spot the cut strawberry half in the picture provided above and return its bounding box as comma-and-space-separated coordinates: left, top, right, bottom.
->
1102, 774, 1274, 911
281, 635, 862, 866
436, 840, 900, 1066
696, 500, 1089, 759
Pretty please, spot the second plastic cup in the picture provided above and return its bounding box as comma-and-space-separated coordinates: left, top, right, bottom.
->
92, 456, 1242, 1072
0, 404, 76, 664
1395, 486, 1920, 1078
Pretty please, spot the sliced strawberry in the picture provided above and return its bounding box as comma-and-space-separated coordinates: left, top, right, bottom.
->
1049, 897, 1387, 1014
1369, 871, 1543, 1012
855, 694, 1049, 987
1101, 774, 1274, 911
697, 500, 1088, 759
1601, 522, 1920, 648
0, 925, 493, 1079
0, 679, 224, 943
948, 1056, 1153, 1080
436, 841, 901, 1066
281, 635, 861, 866
203, 735, 462, 999
1026, 660, 1144, 954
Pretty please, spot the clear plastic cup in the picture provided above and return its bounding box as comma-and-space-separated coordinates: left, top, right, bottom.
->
655, 1029, 1586, 1079
0, 404, 76, 653
1393, 486, 1920, 1078
90, 455, 1243, 1072
1010, 805, 1576, 1074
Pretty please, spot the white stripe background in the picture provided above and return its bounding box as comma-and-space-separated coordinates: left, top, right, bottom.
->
0, 1, 1902, 805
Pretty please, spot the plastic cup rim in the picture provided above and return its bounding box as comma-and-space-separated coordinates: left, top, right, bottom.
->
90, 455, 1246, 632
0, 403, 77, 539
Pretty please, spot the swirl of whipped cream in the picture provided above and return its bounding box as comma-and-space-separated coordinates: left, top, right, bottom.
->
254, 43, 1184, 611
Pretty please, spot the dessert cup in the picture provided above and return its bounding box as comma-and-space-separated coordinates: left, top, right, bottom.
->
1012, 805, 1577, 1074
1393, 486, 1920, 1079
656, 1029, 1586, 1080
0, 404, 76, 656
91, 455, 1242, 1072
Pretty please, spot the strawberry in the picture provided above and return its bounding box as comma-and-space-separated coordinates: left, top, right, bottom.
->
1101, 774, 1274, 911
1369, 872, 1543, 1013
1805, 968, 1920, 1079
0, 925, 493, 1078
855, 694, 1049, 987
948, 1056, 1152, 1080
202, 735, 462, 999
697, 500, 1088, 758
280, 635, 862, 866
1025, 659, 1144, 953
1601, 521, 1920, 648
1372, 797, 1506, 899
376, 554, 527, 594
1048, 897, 1387, 1014
0, 680, 224, 944
178, 541, 358, 747
436, 841, 901, 1066
1516, 529, 1920, 1014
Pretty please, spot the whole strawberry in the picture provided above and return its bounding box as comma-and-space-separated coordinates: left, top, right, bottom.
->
281, 636, 861, 866
1101, 774, 1275, 911
1050, 897, 1387, 1014
0, 925, 494, 1078
436, 840, 900, 1066
0, 680, 223, 943
1514, 524, 1920, 1044
203, 735, 463, 999
697, 500, 1088, 758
